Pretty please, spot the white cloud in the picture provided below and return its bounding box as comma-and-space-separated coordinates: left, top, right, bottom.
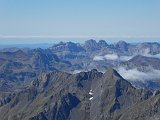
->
73, 70, 83, 74
147, 54, 160, 59
93, 56, 105, 61
119, 56, 133, 61
117, 67, 160, 82
138, 48, 160, 59
93, 47, 160, 62
93, 53, 119, 61
104, 54, 119, 60
93, 53, 133, 61
154, 54, 160, 58
143, 48, 150, 56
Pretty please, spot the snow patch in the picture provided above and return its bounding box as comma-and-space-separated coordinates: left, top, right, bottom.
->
89, 90, 93, 95
89, 90, 93, 100
89, 97, 93, 100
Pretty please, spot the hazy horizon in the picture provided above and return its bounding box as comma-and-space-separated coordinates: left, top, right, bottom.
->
0, 37, 160, 45
0, 37, 159, 49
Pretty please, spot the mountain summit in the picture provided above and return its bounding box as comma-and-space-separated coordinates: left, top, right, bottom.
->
0, 69, 160, 120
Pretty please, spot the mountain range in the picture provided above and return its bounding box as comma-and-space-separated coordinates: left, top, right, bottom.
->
0, 39, 160, 120
1, 69, 160, 120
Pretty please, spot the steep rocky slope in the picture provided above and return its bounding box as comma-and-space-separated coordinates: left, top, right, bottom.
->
0, 69, 160, 120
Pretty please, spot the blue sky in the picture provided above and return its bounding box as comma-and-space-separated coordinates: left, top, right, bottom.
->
0, 0, 160, 44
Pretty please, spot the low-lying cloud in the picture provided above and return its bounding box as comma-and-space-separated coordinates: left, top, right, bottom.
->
93, 49, 160, 62
93, 53, 133, 61
72, 69, 84, 74
119, 56, 133, 61
93, 56, 105, 61
104, 54, 119, 60
117, 67, 160, 82
139, 48, 160, 59
93, 53, 119, 61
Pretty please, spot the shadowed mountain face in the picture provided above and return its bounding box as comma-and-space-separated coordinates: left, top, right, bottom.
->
0, 48, 74, 91
0, 69, 160, 120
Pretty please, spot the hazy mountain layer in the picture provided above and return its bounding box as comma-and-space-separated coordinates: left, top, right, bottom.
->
1, 40, 160, 120
1, 40, 160, 91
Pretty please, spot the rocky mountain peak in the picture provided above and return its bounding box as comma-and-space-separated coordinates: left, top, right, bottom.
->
83, 39, 99, 51
50, 41, 84, 52
116, 40, 129, 51
75, 69, 102, 82
1, 69, 160, 120
98, 40, 108, 47
104, 68, 123, 79
84, 39, 109, 51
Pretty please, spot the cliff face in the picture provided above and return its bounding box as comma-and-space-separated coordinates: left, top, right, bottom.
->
0, 69, 160, 120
